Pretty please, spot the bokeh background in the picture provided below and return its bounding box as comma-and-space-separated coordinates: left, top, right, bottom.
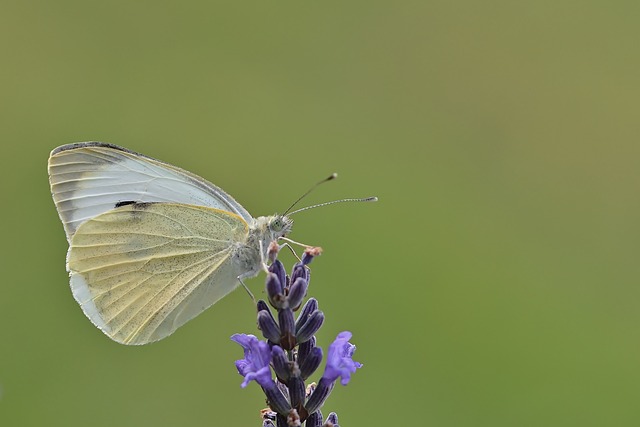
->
1, 1, 639, 426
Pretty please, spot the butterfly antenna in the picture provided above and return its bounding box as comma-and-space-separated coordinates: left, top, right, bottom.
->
288, 196, 378, 216
282, 173, 338, 215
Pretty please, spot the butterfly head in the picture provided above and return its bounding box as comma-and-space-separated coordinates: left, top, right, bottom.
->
250, 215, 293, 244
268, 214, 293, 239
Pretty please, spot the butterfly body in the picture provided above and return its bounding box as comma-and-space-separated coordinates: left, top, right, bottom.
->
235, 214, 293, 276
49, 142, 292, 344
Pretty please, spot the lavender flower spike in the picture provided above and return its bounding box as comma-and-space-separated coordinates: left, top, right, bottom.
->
233, 248, 362, 424
231, 334, 273, 389
323, 331, 362, 386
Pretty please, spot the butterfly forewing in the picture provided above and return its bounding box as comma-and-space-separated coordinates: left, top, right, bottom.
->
48, 143, 252, 241
67, 202, 249, 345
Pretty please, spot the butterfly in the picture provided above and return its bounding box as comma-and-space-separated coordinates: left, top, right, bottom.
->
48, 142, 299, 345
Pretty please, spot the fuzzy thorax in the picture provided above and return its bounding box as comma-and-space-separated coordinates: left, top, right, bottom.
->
232, 215, 293, 279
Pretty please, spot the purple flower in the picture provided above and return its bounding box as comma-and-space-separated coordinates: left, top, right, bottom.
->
304, 332, 362, 415
232, 248, 363, 425
231, 334, 273, 388
323, 331, 362, 386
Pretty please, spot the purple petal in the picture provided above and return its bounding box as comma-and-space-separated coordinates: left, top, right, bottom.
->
322, 331, 362, 386
231, 334, 274, 388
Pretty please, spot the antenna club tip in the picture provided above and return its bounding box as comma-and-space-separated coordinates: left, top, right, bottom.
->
329, 172, 338, 180
368, 196, 379, 202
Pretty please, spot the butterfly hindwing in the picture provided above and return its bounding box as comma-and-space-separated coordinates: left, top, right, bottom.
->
67, 202, 250, 345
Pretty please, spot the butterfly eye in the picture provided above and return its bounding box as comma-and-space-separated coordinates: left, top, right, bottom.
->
270, 218, 283, 232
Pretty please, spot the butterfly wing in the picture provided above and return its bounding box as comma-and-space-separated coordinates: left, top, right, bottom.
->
48, 142, 253, 241
67, 202, 250, 345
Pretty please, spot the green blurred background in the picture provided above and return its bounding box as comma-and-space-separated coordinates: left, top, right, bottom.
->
1, 1, 639, 426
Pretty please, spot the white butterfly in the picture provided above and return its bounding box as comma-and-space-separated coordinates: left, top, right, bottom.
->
48, 142, 295, 345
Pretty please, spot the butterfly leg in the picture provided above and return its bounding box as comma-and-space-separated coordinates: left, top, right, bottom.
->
278, 242, 302, 263
237, 276, 257, 305
258, 239, 270, 272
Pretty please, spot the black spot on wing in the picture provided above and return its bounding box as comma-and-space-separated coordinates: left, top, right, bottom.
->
115, 200, 137, 208
114, 201, 156, 210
